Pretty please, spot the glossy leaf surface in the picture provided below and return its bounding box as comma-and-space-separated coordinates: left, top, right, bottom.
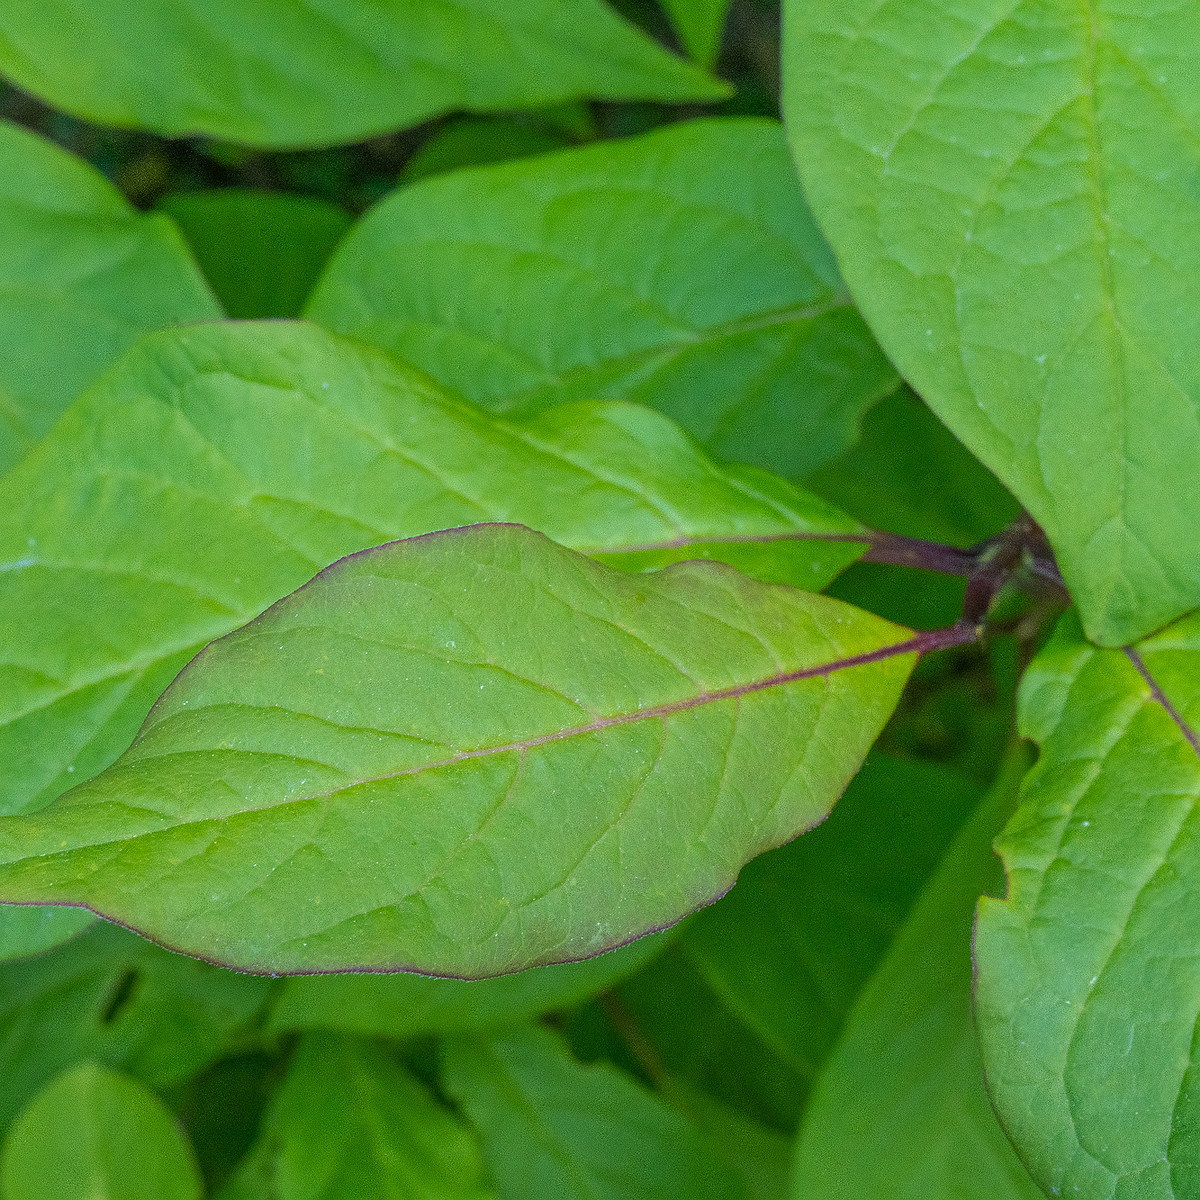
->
0, 0, 723, 148
158, 190, 352, 319
785, 0, 1200, 644
684, 752, 982, 1076
0, 120, 219, 475
792, 748, 1040, 1200
221, 1034, 492, 1200
0, 319, 864, 828
307, 119, 898, 479
0, 523, 914, 975
0, 921, 270, 1134
976, 612, 1200, 1200
443, 1023, 741, 1200
0, 1062, 202, 1200
268, 928, 673, 1039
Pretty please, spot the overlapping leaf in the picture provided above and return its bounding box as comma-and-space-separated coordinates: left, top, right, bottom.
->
975, 611, 1200, 1200
221, 1034, 492, 1200
443, 1023, 742, 1200
792, 748, 1040, 1200
0, 0, 723, 148
0, 522, 914, 974
157, 190, 352, 320
0, 121, 219, 475
0, 318, 865, 820
268, 928, 673, 1040
1, 1062, 203, 1200
785, 0, 1200, 645
307, 119, 898, 479
659, 0, 730, 66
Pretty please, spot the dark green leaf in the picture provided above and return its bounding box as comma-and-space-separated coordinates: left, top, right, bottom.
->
785, 0, 1200, 644
659, 0, 730, 66
791, 747, 1041, 1199
220, 1034, 492, 1200
443, 1023, 742, 1200
0, 0, 724, 148
0, 921, 270, 1135
0, 120, 219, 475
157, 190, 353, 319
0, 321, 865, 828
268, 928, 673, 1039
0, 1062, 203, 1200
683, 752, 982, 1076
401, 117, 576, 185
0, 522, 915, 975
307, 118, 898, 478
975, 610, 1200, 1199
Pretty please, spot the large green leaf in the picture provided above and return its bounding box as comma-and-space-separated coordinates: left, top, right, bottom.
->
683, 752, 982, 1077
0, 1062, 203, 1200
0, 0, 723, 149
307, 118, 899, 479
975, 611, 1200, 1200
791, 747, 1040, 1200
0, 905, 93, 961
268, 928, 673, 1039
220, 1034, 492, 1200
0, 320, 864, 957
0, 921, 270, 1134
0, 120, 219, 475
157, 190, 353, 320
0, 522, 916, 975
443, 1023, 742, 1200
784, 1, 1200, 645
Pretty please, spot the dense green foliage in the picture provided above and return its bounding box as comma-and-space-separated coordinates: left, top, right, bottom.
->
0, 2, 1196, 1197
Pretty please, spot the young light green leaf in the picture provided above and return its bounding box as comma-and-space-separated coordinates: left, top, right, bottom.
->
158, 190, 353, 319
683, 752, 983, 1077
0, 522, 916, 976
0, 1062, 202, 1200
443, 1023, 742, 1200
220, 1034, 492, 1200
659, 0, 730, 66
975, 611, 1200, 1200
0, 921, 270, 1135
0, 0, 724, 149
307, 118, 898, 479
0, 120, 219, 475
0, 321, 865, 828
791, 746, 1040, 1200
268, 928, 674, 1040
784, 1, 1200, 645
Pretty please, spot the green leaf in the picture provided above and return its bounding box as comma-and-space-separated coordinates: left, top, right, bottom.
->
805, 386, 1020, 548
679, 1089, 790, 1200
784, 1, 1200, 645
0, 1062, 202, 1200
157, 190, 353, 319
0, 921, 270, 1135
0, 521, 915, 976
268, 928, 674, 1039
683, 752, 983, 1077
0, 905, 93, 961
0, 320, 864, 829
791, 746, 1041, 1200
220, 1034, 492, 1200
0, 0, 725, 148
659, 0, 730, 66
0, 120, 219, 475
307, 118, 899, 478
0, 320, 865, 841
401, 116, 576, 185
975, 610, 1200, 1200
443, 1023, 742, 1200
